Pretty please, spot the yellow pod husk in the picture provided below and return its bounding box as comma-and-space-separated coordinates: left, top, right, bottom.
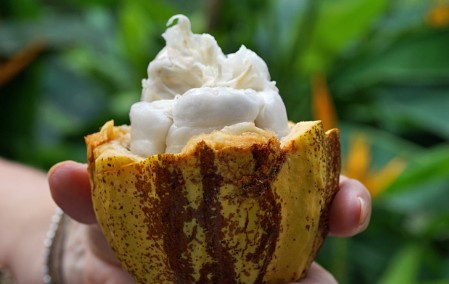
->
85, 120, 340, 284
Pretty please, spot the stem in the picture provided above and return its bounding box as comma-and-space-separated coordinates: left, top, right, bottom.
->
204, 0, 222, 33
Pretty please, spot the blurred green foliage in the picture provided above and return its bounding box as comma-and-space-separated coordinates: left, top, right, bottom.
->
1, 0, 449, 283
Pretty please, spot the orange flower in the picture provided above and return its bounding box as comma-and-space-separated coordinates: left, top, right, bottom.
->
343, 134, 407, 198
427, 2, 449, 28
311, 73, 407, 197
311, 73, 337, 131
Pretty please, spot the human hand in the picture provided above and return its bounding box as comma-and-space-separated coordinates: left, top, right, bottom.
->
48, 161, 371, 284
48, 161, 135, 284
294, 175, 371, 284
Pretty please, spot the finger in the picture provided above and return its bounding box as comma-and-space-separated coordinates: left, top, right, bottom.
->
84, 251, 136, 284
61, 219, 132, 282
291, 262, 337, 284
328, 176, 371, 237
48, 161, 97, 224
86, 225, 122, 265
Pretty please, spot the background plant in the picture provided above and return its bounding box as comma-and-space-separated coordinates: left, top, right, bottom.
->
1, 0, 449, 283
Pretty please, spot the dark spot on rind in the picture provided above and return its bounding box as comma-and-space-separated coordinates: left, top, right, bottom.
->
196, 143, 237, 283
154, 160, 195, 284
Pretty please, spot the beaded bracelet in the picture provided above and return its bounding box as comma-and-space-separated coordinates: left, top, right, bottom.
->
43, 207, 66, 284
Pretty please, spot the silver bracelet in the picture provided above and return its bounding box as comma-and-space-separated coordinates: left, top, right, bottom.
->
43, 207, 66, 284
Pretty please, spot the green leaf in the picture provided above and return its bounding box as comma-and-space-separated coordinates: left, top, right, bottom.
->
378, 244, 422, 284
375, 89, 449, 139
422, 281, 449, 284
370, 1, 432, 47
0, 14, 99, 55
334, 29, 449, 94
67, 0, 121, 8
108, 91, 137, 119
5, 0, 41, 19
118, 0, 178, 71
118, 1, 155, 69
421, 212, 449, 239
385, 144, 449, 194
62, 46, 135, 91
379, 144, 449, 215
301, 0, 388, 73
260, 0, 308, 61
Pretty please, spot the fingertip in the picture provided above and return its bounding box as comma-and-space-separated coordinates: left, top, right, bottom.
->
48, 161, 97, 224
329, 177, 371, 237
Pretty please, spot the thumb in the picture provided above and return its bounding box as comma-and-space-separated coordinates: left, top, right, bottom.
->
48, 161, 96, 224
48, 161, 130, 273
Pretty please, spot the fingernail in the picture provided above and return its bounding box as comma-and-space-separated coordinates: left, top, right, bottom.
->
358, 197, 368, 226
